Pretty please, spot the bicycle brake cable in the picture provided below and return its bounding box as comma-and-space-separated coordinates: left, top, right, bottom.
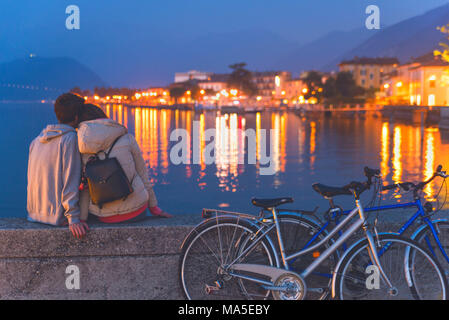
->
430, 177, 447, 217
373, 176, 383, 231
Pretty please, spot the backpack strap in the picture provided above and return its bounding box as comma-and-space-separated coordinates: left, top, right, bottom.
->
105, 134, 125, 158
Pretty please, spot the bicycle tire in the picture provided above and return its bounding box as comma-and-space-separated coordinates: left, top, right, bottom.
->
179, 216, 278, 300
412, 220, 449, 277
268, 214, 338, 300
333, 234, 448, 300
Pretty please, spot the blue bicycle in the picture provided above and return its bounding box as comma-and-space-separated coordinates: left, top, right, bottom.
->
271, 165, 449, 299
180, 166, 448, 300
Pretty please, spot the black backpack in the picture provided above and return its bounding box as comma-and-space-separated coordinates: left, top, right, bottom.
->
84, 135, 133, 208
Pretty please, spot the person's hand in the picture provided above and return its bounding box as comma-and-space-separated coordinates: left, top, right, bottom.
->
69, 221, 89, 239
149, 206, 173, 218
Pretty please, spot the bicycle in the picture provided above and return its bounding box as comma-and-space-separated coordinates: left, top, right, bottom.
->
179, 172, 449, 300
266, 165, 449, 298
258, 166, 449, 299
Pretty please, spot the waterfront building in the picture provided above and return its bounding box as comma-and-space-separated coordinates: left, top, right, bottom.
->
134, 87, 169, 105
174, 70, 213, 83
198, 74, 229, 92
284, 78, 307, 106
381, 53, 449, 106
339, 57, 399, 90
251, 71, 291, 98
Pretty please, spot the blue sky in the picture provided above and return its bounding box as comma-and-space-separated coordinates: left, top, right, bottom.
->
1, 0, 448, 86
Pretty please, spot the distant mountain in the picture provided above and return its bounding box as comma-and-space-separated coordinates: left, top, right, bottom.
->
159, 29, 300, 75
323, 3, 449, 70
272, 28, 379, 75
0, 56, 106, 100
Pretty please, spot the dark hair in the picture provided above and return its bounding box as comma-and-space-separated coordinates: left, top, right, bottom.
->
54, 93, 85, 124
79, 103, 108, 122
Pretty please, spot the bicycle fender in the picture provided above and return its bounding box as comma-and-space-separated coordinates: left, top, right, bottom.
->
265, 212, 325, 232
179, 215, 281, 268
410, 219, 448, 241
179, 215, 249, 250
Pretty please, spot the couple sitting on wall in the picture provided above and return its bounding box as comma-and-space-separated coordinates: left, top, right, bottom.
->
26, 93, 171, 239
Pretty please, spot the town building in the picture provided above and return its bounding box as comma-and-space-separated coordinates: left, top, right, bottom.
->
381, 53, 449, 106
174, 70, 213, 83
251, 71, 291, 98
339, 57, 399, 90
284, 78, 307, 104
198, 74, 229, 92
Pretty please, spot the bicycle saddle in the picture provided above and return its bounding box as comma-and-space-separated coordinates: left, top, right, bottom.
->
251, 197, 294, 208
312, 183, 353, 198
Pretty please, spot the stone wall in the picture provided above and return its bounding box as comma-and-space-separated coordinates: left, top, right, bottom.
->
0, 215, 202, 300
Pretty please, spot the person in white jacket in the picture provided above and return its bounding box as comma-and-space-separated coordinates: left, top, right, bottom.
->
27, 93, 89, 238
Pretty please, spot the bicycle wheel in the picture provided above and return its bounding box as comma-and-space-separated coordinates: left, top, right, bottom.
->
412, 221, 449, 277
334, 234, 448, 300
269, 214, 338, 300
179, 216, 277, 300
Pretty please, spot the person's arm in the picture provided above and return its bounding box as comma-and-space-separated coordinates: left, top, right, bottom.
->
61, 134, 89, 238
128, 134, 158, 207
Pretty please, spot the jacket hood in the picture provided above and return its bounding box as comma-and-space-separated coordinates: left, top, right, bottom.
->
77, 119, 128, 154
38, 124, 76, 143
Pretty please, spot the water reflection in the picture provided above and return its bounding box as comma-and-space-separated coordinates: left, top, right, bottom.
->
309, 121, 316, 171
100, 105, 448, 209
380, 122, 389, 179
424, 128, 436, 198
392, 126, 402, 185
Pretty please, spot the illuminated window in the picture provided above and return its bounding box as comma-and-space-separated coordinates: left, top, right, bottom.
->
429, 75, 436, 88
428, 94, 436, 107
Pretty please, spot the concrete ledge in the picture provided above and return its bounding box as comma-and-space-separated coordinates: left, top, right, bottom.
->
0, 215, 203, 300
0, 210, 445, 300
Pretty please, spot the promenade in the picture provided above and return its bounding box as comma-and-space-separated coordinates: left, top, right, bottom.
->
0, 208, 447, 299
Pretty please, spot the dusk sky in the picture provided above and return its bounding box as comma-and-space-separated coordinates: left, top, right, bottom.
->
1, 0, 449, 87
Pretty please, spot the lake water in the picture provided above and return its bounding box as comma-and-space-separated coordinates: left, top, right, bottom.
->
2, 102, 449, 218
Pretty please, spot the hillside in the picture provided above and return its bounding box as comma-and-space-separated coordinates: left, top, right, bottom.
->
0, 56, 105, 100
322, 3, 449, 70
273, 28, 378, 74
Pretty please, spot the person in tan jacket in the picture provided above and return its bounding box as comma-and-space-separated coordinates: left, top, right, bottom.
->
78, 104, 171, 223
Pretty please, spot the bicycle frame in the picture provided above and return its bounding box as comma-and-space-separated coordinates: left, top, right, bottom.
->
345, 198, 449, 264
277, 198, 449, 271
229, 199, 395, 291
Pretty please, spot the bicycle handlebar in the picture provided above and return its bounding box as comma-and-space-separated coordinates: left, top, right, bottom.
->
364, 167, 381, 179
381, 165, 447, 196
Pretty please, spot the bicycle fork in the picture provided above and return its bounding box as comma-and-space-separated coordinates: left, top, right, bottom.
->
356, 200, 397, 296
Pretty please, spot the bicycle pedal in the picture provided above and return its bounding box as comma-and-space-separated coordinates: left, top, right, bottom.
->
204, 281, 223, 294
308, 287, 325, 294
